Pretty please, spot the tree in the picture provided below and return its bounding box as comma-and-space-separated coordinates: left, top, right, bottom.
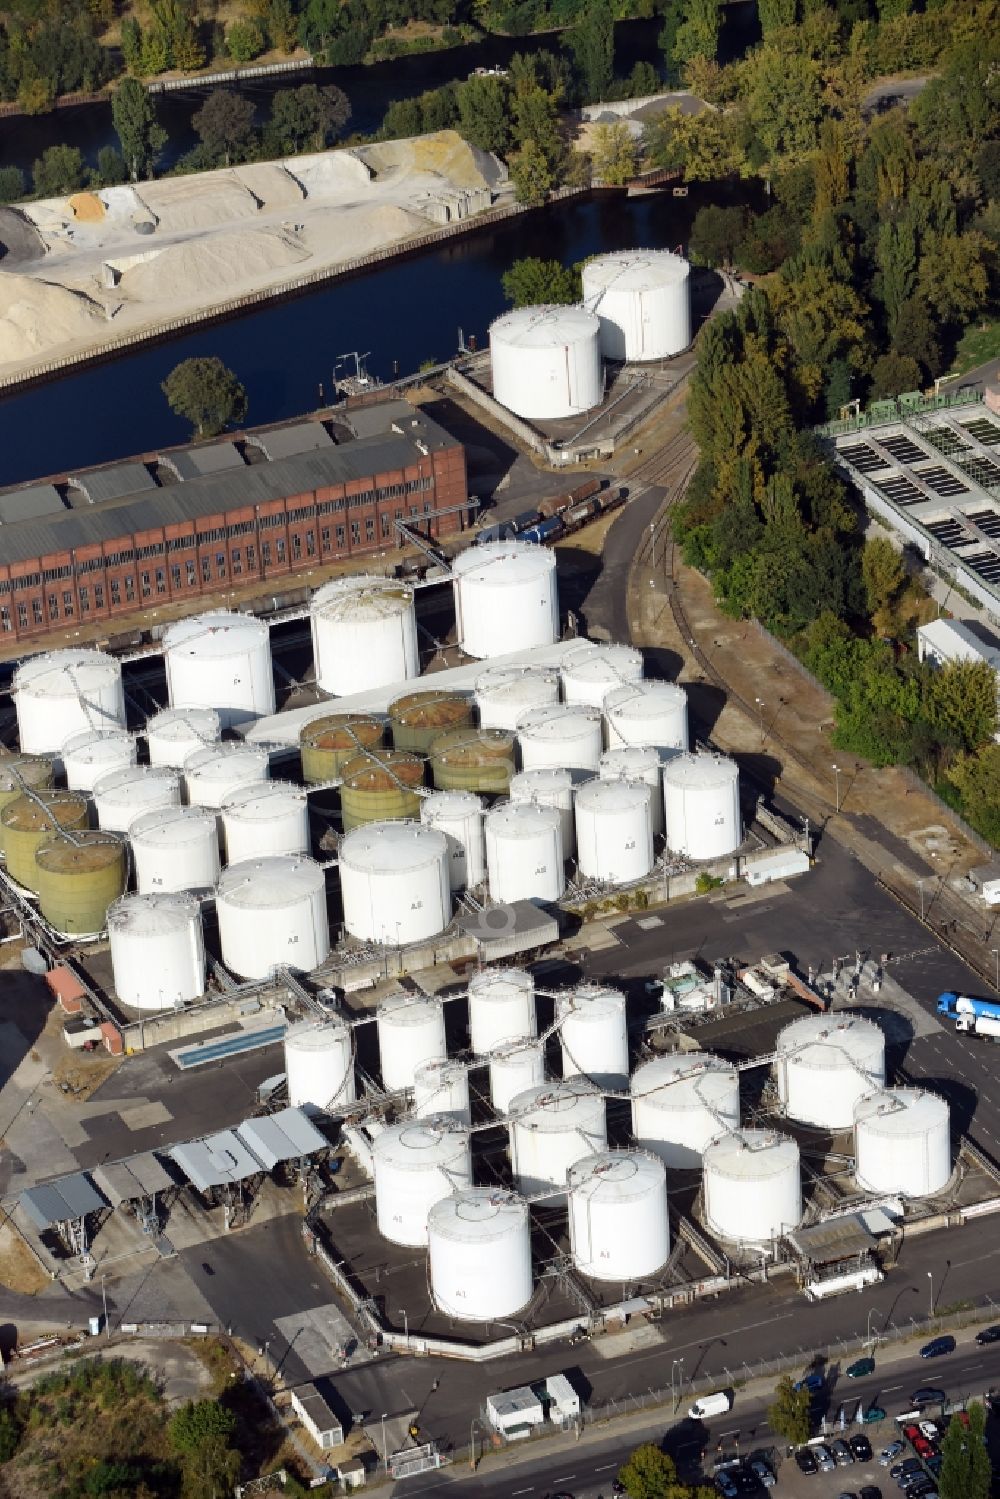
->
112, 77, 167, 182
925, 661, 998, 753
917, 231, 991, 325
862, 535, 906, 627
502, 257, 580, 307
168, 1398, 237, 1454
121, 16, 143, 72
591, 121, 638, 186
672, 0, 721, 69
689, 204, 746, 268
32, 145, 87, 198
268, 83, 350, 154
758, 0, 796, 31
0, 167, 26, 204
162, 359, 248, 438
0, 1406, 21, 1462
870, 352, 922, 400
892, 295, 939, 377
455, 75, 511, 155
768, 1375, 812, 1446
266, 0, 299, 53
875, 218, 917, 342
569, 0, 615, 103
94, 146, 129, 186
938, 1400, 991, 1499
226, 19, 264, 64
178, 1433, 241, 1499
191, 90, 256, 166
508, 140, 553, 206
617, 1440, 713, 1498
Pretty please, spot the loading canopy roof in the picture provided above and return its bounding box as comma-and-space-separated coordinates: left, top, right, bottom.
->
21, 1173, 106, 1229
786, 1215, 877, 1264
92, 1152, 174, 1207
170, 1130, 263, 1192
236, 1107, 326, 1170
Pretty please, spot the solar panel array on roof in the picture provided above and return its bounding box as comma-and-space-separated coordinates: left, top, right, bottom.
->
913, 465, 968, 497
21, 1173, 106, 1229
966, 509, 1000, 539
70, 462, 157, 505
839, 442, 888, 474
963, 418, 1000, 446
168, 443, 245, 480
875, 475, 923, 506
0, 484, 65, 524
251, 423, 333, 461
170, 1131, 263, 1192
236, 1107, 326, 1170
925, 517, 971, 548
920, 426, 971, 458
879, 434, 928, 465
960, 456, 1000, 489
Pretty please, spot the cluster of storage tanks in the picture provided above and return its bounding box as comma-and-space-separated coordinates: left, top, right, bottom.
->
280, 976, 954, 1325
489, 249, 691, 422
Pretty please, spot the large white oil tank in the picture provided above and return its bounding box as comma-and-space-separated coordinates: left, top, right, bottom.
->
490, 304, 602, 420
310, 576, 418, 696
575, 778, 653, 884
508, 1078, 607, 1199
284, 1018, 356, 1113
475, 665, 560, 731
184, 743, 270, 810
107, 892, 205, 1010
485, 802, 564, 904
582, 249, 691, 361
145, 707, 221, 768
93, 765, 181, 833
703, 1128, 802, 1245
468, 968, 536, 1056
452, 542, 559, 660
420, 791, 485, 890
600, 746, 663, 834
631, 1052, 740, 1168
509, 767, 576, 858
215, 854, 329, 980
414, 1058, 471, 1123
853, 1088, 951, 1197
568, 1150, 669, 1281
377, 992, 447, 1091
558, 983, 629, 1088
61, 728, 136, 792
489, 1038, 546, 1113
662, 752, 741, 860
129, 804, 221, 894
163, 611, 275, 729
428, 1188, 533, 1321
220, 781, 310, 864
339, 822, 450, 946
373, 1117, 472, 1246
517, 704, 603, 775
775, 1012, 886, 1131
561, 643, 644, 707
604, 682, 688, 756
14, 649, 125, 754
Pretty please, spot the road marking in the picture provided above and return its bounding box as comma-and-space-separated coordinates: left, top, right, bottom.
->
511, 1489, 534, 1494
595, 1464, 616, 1471
883, 1385, 903, 1391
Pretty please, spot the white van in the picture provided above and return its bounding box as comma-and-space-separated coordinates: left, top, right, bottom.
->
688, 1391, 732, 1421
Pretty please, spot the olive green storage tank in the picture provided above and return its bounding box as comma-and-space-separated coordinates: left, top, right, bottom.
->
34, 831, 127, 935
429, 728, 516, 794
0, 755, 54, 814
299, 714, 383, 785
0, 791, 89, 890
340, 750, 425, 832
388, 691, 475, 755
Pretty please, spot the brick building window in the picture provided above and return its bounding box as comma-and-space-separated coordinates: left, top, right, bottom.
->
336, 525, 345, 547
94, 585, 104, 609
321, 528, 331, 549
171, 565, 181, 587
48, 595, 59, 620
79, 588, 89, 613
202, 558, 212, 582
32, 600, 43, 624
246, 545, 255, 569
186, 561, 196, 585
156, 568, 166, 593
110, 582, 120, 605
291, 535, 301, 559
62, 591, 73, 614
365, 518, 375, 541
17, 604, 27, 628
276, 539, 285, 562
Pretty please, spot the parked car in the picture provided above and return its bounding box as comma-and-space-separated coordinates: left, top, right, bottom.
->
919, 1336, 955, 1359
850, 1434, 874, 1461
715, 1474, 738, 1499
919, 1420, 940, 1440
910, 1388, 946, 1407
890, 1459, 923, 1479
880, 1441, 905, 1465
848, 1357, 876, 1378
926, 1454, 943, 1475
795, 1447, 819, 1474
833, 1439, 855, 1465
864, 1406, 888, 1424
913, 1436, 935, 1459
902, 1425, 921, 1443
975, 1325, 1000, 1345
860, 1489, 884, 1499
689, 1392, 732, 1421
815, 1443, 837, 1471
795, 1372, 826, 1393
748, 1457, 776, 1489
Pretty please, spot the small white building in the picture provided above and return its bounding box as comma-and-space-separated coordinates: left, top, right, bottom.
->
544, 1373, 581, 1424
486, 1386, 545, 1438
290, 1383, 344, 1449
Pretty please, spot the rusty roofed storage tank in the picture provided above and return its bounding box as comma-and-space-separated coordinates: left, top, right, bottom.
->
388, 691, 474, 755
1, 791, 89, 890
339, 749, 424, 832
0, 755, 54, 814
299, 714, 383, 785
429, 728, 515, 794
34, 830, 127, 934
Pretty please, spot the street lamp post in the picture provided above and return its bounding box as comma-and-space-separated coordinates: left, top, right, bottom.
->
402, 1308, 408, 1346
469, 1417, 480, 1472
671, 1358, 684, 1414
754, 697, 765, 743
867, 1307, 879, 1348
381, 1413, 389, 1470
918, 878, 929, 922
992, 948, 999, 991
832, 763, 842, 813
927, 1271, 934, 1320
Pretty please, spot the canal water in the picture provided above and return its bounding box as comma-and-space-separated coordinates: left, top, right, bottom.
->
0, 179, 759, 488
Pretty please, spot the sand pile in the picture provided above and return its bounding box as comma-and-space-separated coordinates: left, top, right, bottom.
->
69, 192, 105, 222
120, 225, 310, 304
100, 185, 151, 227
358, 130, 499, 191
235, 162, 306, 211
305, 202, 429, 263
0, 273, 105, 363
285, 149, 372, 199
140, 172, 260, 234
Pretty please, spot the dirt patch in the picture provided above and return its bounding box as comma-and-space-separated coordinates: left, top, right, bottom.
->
49, 1048, 121, 1102
0, 1220, 51, 1295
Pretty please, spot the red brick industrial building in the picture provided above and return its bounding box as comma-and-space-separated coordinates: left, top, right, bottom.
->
0, 400, 468, 646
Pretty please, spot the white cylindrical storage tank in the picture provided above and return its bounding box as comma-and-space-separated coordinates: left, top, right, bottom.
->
568, 1150, 669, 1281
93, 765, 181, 833
775, 1012, 886, 1131
14, 649, 125, 754
703, 1128, 802, 1245
600, 746, 663, 834
509, 1078, 607, 1199
220, 781, 310, 864
129, 804, 221, 894
581, 249, 691, 361
468, 968, 536, 1056
164, 611, 274, 729
631, 1052, 740, 1169
558, 983, 629, 1089
61, 729, 136, 792
339, 822, 450, 946
574, 778, 653, 884
452, 542, 559, 660
310, 576, 418, 696
604, 682, 689, 756
107, 892, 205, 1010
517, 704, 603, 775
284, 1018, 356, 1113
475, 665, 560, 732
490, 305, 602, 420
561, 643, 644, 707
489, 1038, 546, 1113
414, 1058, 471, 1124
428, 1188, 533, 1321
485, 802, 564, 905
373, 1118, 472, 1246
377, 992, 447, 1092
215, 854, 329, 980
509, 767, 576, 858
184, 744, 270, 810
662, 752, 741, 861
144, 707, 221, 768
853, 1088, 951, 1198
420, 791, 485, 891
